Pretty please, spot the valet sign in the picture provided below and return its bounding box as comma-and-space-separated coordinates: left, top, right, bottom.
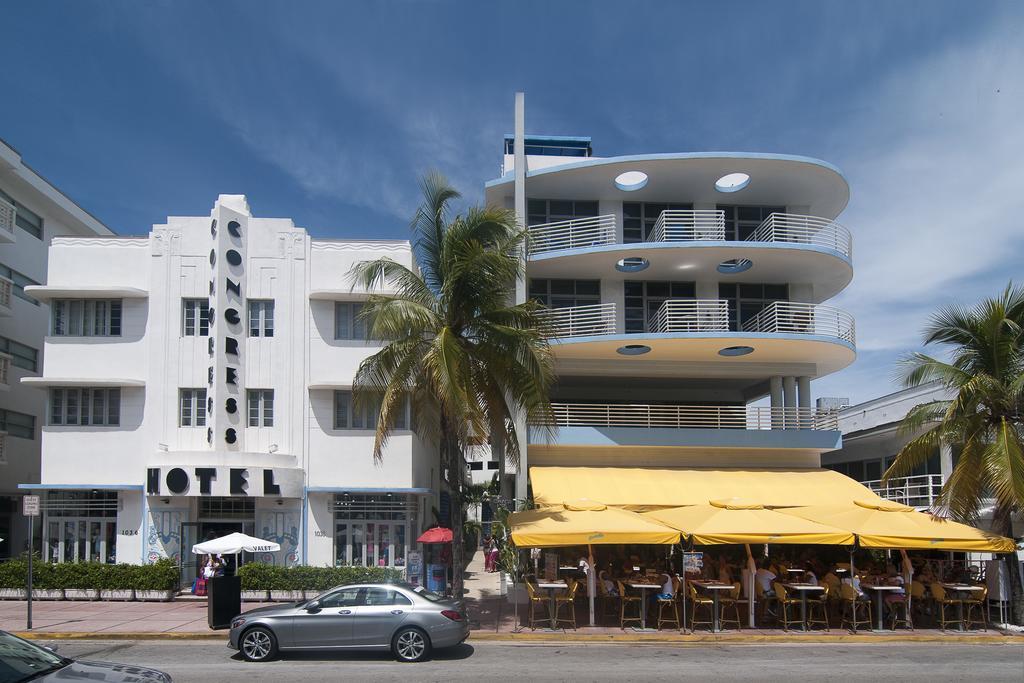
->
146, 466, 303, 498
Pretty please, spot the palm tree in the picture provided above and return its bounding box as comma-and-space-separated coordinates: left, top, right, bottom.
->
349, 172, 554, 599
883, 283, 1024, 623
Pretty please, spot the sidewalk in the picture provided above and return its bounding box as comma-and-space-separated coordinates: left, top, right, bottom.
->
3, 591, 1022, 643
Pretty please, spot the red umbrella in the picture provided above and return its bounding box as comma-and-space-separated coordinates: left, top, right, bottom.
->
417, 527, 453, 544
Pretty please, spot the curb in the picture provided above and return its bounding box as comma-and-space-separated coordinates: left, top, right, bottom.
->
12, 630, 1023, 644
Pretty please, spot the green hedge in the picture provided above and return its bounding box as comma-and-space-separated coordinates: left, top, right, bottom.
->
236, 563, 402, 591
0, 557, 178, 591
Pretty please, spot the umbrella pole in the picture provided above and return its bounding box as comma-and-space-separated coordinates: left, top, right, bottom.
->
588, 544, 595, 627
745, 543, 756, 628
680, 542, 687, 633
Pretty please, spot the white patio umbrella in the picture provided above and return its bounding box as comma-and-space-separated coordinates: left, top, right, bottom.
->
192, 532, 280, 555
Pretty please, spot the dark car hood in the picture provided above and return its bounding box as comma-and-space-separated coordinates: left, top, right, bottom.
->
43, 659, 171, 681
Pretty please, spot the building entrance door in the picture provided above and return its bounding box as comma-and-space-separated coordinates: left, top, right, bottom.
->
179, 522, 199, 590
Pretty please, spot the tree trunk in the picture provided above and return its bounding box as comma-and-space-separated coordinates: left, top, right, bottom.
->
994, 506, 1024, 625
442, 425, 467, 602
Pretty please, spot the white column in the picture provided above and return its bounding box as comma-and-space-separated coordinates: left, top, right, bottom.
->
769, 376, 784, 429
797, 376, 811, 429
782, 377, 797, 428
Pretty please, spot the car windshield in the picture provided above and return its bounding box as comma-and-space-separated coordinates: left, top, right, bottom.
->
0, 631, 68, 682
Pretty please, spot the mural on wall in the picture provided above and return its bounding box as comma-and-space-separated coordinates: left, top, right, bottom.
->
147, 509, 185, 564
257, 508, 300, 567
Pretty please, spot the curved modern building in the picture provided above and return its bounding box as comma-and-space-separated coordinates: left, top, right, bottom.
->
489, 96, 856, 500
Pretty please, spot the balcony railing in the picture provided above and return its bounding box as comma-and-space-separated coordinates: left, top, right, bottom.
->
528, 215, 617, 255
742, 301, 855, 344
652, 299, 729, 333
0, 199, 14, 240
0, 276, 12, 311
0, 353, 9, 387
537, 303, 616, 339
539, 402, 838, 430
747, 213, 852, 259
862, 474, 943, 509
650, 210, 726, 241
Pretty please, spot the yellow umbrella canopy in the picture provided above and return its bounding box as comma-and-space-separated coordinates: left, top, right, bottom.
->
780, 499, 1017, 552
508, 500, 682, 548
643, 499, 856, 546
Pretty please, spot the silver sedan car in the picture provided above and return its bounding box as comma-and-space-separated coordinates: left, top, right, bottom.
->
228, 582, 468, 663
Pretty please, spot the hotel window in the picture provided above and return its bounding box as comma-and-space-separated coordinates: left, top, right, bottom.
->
179, 388, 207, 427
334, 302, 368, 340
0, 188, 43, 239
718, 205, 785, 241
0, 335, 38, 372
51, 299, 122, 336
624, 281, 696, 333
248, 300, 275, 337
718, 283, 788, 331
332, 493, 411, 568
247, 389, 274, 427
333, 390, 407, 430
623, 203, 693, 243
526, 199, 599, 227
0, 408, 35, 439
0, 263, 42, 306
528, 279, 600, 309
181, 299, 210, 337
49, 388, 121, 426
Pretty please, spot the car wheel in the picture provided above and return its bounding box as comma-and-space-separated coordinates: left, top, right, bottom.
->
240, 626, 279, 662
392, 627, 431, 662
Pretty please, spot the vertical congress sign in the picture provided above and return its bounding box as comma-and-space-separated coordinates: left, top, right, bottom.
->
208, 202, 247, 452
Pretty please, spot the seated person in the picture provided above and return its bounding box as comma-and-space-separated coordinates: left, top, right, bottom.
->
755, 559, 776, 596
600, 570, 619, 596
802, 562, 819, 586
650, 572, 674, 611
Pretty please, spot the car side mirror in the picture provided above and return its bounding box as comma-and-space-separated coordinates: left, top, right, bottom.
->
44, 645, 59, 654
305, 600, 321, 612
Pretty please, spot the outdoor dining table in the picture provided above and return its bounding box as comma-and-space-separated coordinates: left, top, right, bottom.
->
861, 584, 903, 631
628, 582, 661, 631
783, 583, 825, 632
692, 581, 734, 632
941, 583, 984, 632
536, 581, 568, 630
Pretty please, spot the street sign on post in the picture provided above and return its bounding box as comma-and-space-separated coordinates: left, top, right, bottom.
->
23, 495, 40, 630
23, 495, 40, 516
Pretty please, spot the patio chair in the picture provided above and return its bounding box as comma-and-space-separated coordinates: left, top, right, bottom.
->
718, 581, 743, 630
929, 583, 963, 632
839, 582, 872, 633
806, 582, 830, 631
688, 583, 715, 631
656, 585, 681, 630
773, 582, 802, 632
525, 580, 548, 630
617, 580, 642, 630
964, 585, 988, 632
554, 579, 579, 630
596, 573, 619, 624
909, 580, 929, 625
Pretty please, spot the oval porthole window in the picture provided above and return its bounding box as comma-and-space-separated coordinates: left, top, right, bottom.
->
617, 344, 652, 356
715, 172, 750, 193
614, 171, 649, 192
717, 258, 753, 274
719, 345, 754, 357
615, 257, 650, 273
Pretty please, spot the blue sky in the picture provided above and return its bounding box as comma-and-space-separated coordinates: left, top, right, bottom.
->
2, 1, 1023, 403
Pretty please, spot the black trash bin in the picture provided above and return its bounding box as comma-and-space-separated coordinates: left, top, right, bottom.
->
207, 575, 242, 629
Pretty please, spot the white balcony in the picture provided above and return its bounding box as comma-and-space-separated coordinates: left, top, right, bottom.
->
527, 214, 617, 255
742, 301, 855, 345
863, 474, 943, 509
537, 303, 616, 339
747, 213, 852, 258
652, 299, 729, 333
0, 352, 10, 391
0, 276, 12, 317
543, 402, 839, 430
650, 210, 726, 241
0, 199, 15, 244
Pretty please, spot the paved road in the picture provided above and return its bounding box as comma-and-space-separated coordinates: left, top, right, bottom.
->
44, 639, 1024, 682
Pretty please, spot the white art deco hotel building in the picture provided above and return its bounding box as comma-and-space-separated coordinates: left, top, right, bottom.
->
22, 195, 438, 577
